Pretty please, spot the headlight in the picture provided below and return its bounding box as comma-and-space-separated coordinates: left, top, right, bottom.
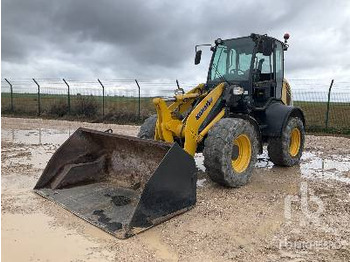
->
233, 86, 244, 95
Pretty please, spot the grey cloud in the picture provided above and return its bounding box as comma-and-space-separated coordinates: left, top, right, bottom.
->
2, 0, 350, 80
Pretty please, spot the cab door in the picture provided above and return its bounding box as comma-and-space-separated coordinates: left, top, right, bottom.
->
274, 41, 284, 99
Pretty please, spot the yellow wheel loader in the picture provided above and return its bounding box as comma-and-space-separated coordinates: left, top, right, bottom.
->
35, 33, 305, 239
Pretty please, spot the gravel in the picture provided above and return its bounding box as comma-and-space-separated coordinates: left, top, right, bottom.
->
2, 117, 349, 261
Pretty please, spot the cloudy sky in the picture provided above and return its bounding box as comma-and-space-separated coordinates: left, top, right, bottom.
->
2, 0, 350, 83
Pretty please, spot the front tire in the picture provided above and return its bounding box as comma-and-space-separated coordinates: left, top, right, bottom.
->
203, 118, 258, 187
267, 117, 305, 166
137, 114, 157, 139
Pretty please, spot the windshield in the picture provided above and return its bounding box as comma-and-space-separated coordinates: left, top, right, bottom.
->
209, 37, 255, 82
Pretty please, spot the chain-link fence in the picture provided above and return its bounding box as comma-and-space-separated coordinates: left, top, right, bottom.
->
293, 91, 350, 133
0, 78, 198, 124
290, 79, 350, 134
1, 78, 349, 133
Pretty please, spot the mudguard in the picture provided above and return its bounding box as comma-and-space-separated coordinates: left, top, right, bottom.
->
263, 102, 305, 137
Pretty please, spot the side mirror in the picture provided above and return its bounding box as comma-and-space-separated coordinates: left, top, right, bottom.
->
194, 50, 202, 65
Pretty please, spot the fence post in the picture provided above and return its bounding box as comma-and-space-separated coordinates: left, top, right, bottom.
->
325, 79, 334, 129
97, 79, 105, 119
135, 79, 141, 120
33, 78, 41, 116
4, 78, 14, 112
176, 79, 180, 89
62, 78, 71, 114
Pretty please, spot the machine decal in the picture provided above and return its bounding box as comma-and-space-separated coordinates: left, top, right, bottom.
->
196, 97, 213, 120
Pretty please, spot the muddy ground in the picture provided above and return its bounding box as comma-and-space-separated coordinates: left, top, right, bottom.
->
1, 117, 350, 262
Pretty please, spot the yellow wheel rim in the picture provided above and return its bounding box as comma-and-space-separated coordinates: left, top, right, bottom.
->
289, 128, 301, 157
231, 134, 252, 173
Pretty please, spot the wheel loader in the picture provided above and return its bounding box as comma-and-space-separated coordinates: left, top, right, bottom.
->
34, 33, 305, 239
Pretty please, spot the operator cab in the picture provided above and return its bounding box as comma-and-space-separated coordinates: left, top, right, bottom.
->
195, 33, 289, 108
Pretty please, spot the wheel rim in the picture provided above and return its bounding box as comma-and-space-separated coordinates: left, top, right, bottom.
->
289, 128, 301, 157
231, 134, 252, 173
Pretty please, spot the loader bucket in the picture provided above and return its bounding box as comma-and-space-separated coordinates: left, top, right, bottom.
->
34, 128, 196, 239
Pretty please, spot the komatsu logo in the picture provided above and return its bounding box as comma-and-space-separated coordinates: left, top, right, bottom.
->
196, 97, 213, 120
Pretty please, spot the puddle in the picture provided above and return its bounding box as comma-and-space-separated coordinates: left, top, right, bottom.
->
1, 213, 113, 262
1, 128, 73, 170
300, 152, 350, 183
2, 144, 57, 170
195, 153, 205, 171
2, 128, 72, 145
141, 229, 179, 262
28, 146, 56, 169
256, 149, 274, 169
255, 148, 350, 184
3, 127, 349, 185
197, 178, 207, 187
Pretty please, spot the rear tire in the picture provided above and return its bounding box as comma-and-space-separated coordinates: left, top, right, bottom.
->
137, 114, 157, 139
203, 118, 258, 187
267, 117, 305, 166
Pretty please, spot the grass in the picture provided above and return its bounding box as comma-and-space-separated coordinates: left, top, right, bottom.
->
1, 93, 349, 134
1, 92, 155, 124
293, 101, 350, 134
